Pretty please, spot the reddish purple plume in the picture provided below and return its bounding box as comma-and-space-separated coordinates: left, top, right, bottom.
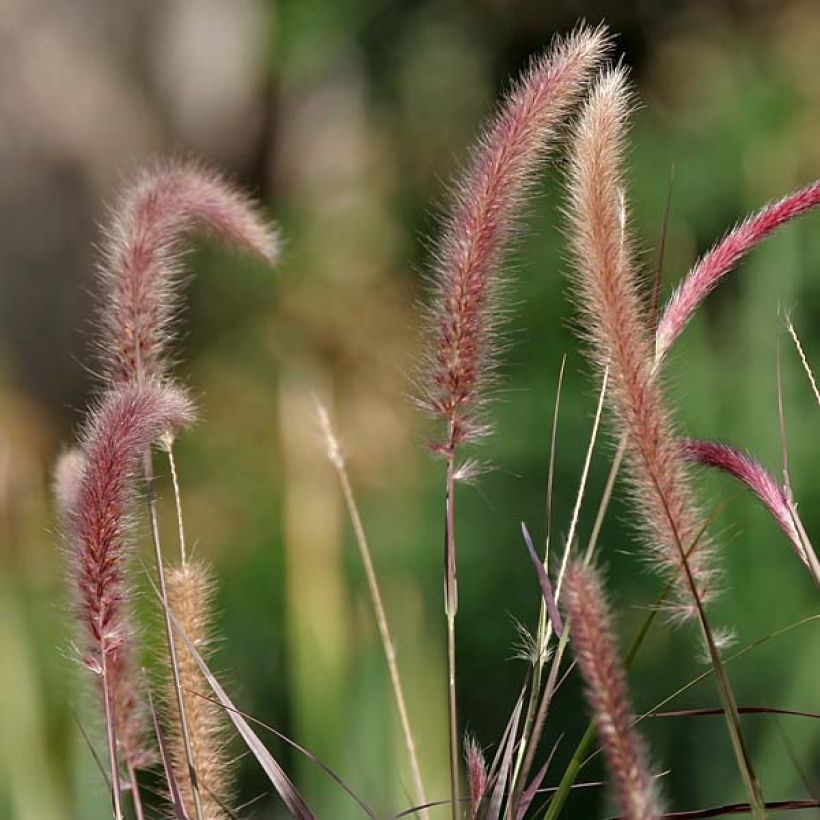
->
99, 160, 278, 384
656, 180, 820, 362
464, 735, 488, 818
424, 26, 608, 451
680, 438, 818, 582
69, 381, 195, 768
564, 562, 661, 820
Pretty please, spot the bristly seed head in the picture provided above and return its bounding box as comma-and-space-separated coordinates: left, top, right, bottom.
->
98, 159, 278, 385
564, 562, 662, 820
463, 734, 488, 819
565, 67, 719, 620
681, 438, 817, 578
423, 25, 609, 454
655, 179, 820, 364
67, 381, 195, 769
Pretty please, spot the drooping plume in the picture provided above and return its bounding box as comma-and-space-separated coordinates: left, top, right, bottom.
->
564, 562, 661, 820
681, 438, 819, 582
655, 180, 820, 363
69, 381, 195, 770
425, 25, 608, 451
565, 68, 717, 619
98, 160, 278, 384
166, 560, 232, 819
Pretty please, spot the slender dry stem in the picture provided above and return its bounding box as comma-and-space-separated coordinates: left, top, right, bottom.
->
318, 406, 429, 818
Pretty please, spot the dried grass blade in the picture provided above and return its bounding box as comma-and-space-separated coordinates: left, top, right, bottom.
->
487, 690, 525, 820
166, 608, 315, 819
522, 523, 563, 637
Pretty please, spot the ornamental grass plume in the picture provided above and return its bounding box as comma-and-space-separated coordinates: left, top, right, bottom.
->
564, 561, 661, 820
423, 28, 609, 815
564, 67, 718, 620
98, 160, 279, 385
166, 560, 232, 819
464, 734, 488, 819
424, 24, 609, 453
681, 438, 820, 584
655, 179, 820, 364
64, 381, 195, 814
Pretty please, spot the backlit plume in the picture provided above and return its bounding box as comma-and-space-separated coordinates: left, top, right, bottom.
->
565, 68, 718, 619
69, 381, 195, 769
425, 25, 608, 452
565, 562, 661, 820
99, 160, 278, 384
656, 180, 820, 363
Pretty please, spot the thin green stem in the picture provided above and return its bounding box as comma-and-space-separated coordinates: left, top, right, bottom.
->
445, 451, 461, 820
100, 644, 124, 820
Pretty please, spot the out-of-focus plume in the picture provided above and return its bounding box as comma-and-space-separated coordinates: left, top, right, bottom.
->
98, 160, 278, 384
166, 560, 231, 819
68, 381, 195, 771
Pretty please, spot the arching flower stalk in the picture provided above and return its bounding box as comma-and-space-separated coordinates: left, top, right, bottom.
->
98, 159, 279, 386
564, 561, 661, 820
422, 27, 609, 813
96, 160, 278, 820
64, 382, 194, 819
681, 439, 820, 585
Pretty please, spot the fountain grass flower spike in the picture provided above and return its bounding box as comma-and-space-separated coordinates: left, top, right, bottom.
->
681, 438, 820, 585
98, 159, 279, 385
564, 561, 661, 820
655, 180, 820, 365
64, 381, 195, 817
422, 26, 610, 817
564, 66, 718, 620
423, 24, 609, 454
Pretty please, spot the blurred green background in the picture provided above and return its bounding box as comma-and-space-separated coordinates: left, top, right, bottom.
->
0, 0, 818, 817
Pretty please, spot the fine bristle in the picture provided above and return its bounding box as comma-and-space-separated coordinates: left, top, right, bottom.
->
98, 159, 278, 385
166, 560, 232, 819
69, 381, 195, 771
564, 562, 661, 820
424, 25, 609, 452
656, 180, 820, 363
564, 67, 719, 620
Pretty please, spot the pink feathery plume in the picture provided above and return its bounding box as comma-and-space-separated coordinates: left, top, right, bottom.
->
681, 439, 819, 583
655, 180, 820, 363
565, 68, 718, 620
425, 25, 608, 452
69, 381, 195, 771
99, 160, 278, 384
564, 562, 661, 820
464, 735, 488, 818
